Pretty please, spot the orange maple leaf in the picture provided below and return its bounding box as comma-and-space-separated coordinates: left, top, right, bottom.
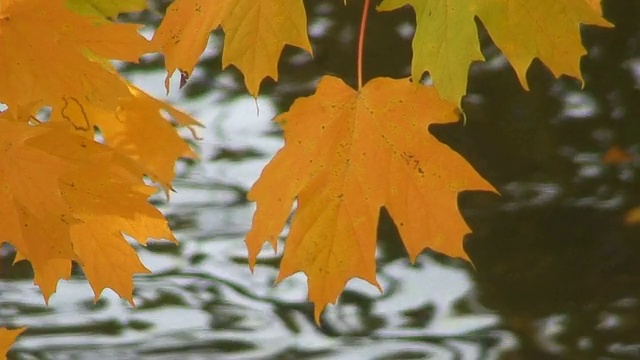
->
246, 76, 495, 321
97, 86, 200, 192
13, 251, 72, 301
0, 120, 174, 302
49, 85, 200, 192
0, 0, 150, 117
152, 0, 312, 96
0, 327, 25, 359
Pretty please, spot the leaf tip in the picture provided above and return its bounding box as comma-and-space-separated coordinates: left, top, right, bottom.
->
313, 304, 326, 325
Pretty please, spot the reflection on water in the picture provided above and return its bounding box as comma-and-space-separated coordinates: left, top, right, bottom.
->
3, 0, 640, 358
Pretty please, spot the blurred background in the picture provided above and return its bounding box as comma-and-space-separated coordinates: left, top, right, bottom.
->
2, 0, 640, 358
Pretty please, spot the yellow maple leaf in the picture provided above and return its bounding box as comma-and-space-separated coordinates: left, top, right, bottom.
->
0, 120, 174, 303
246, 76, 495, 321
0, 327, 25, 359
50, 85, 200, 191
378, 0, 613, 105
63, 182, 163, 302
0, 122, 79, 268
152, 0, 311, 96
151, 0, 228, 90
0, 0, 150, 117
98, 86, 200, 191
14, 252, 72, 301
221, 0, 311, 96
66, 0, 148, 19
476, 0, 612, 90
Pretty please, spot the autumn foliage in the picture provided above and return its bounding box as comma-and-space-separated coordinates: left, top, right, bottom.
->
0, 0, 612, 352
246, 76, 495, 320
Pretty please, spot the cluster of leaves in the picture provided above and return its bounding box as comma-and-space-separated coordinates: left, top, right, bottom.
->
152, 0, 607, 321
0, 0, 613, 352
0, 0, 199, 350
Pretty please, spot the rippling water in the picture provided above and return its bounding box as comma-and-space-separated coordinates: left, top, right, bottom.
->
3, 1, 640, 359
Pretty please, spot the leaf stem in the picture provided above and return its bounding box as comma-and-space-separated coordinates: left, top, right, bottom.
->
357, 0, 371, 90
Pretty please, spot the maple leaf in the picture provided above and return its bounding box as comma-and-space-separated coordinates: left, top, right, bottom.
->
378, 0, 613, 105
0, 0, 150, 118
0, 120, 174, 302
50, 84, 200, 191
0, 327, 25, 358
13, 252, 72, 301
0, 122, 79, 268
246, 76, 495, 321
97, 86, 200, 191
152, 0, 312, 96
66, 0, 148, 19
151, 0, 228, 90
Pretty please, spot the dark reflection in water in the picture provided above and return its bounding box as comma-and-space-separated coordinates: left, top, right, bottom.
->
456, 1, 640, 357
2, 0, 640, 359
